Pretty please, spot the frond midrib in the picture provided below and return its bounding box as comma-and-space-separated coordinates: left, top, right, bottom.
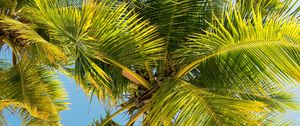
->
176, 40, 300, 77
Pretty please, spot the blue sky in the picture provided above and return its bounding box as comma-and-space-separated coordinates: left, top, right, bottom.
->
56, 74, 130, 126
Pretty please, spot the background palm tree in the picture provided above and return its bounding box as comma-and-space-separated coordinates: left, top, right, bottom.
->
0, 0, 300, 125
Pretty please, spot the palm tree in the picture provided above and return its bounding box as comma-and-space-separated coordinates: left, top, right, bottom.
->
0, 0, 299, 125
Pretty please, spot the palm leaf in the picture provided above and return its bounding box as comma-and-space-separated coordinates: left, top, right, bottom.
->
144, 78, 267, 126
0, 58, 68, 125
22, 0, 164, 103
0, 15, 66, 64
133, 0, 225, 52
89, 110, 121, 126
171, 4, 300, 125
174, 11, 300, 121
177, 6, 300, 84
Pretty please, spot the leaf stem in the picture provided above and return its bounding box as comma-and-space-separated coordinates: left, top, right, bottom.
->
101, 56, 151, 89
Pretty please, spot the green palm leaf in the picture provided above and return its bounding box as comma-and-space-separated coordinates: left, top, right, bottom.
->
133, 0, 225, 52
22, 0, 164, 102
177, 6, 300, 83
0, 15, 66, 64
144, 78, 267, 126
0, 59, 68, 125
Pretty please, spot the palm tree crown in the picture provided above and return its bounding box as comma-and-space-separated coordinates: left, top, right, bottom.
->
0, 0, 300, 125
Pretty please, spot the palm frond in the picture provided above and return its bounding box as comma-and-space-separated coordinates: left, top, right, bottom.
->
134, 0, 225, 52
89, 110, 121, 126
177, 5, 300, 86
22, 0, 164, 103
144, 78, 267, 126
0, 15, 66, 64
0, 59, 68, 125
170, 5, 300, 124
